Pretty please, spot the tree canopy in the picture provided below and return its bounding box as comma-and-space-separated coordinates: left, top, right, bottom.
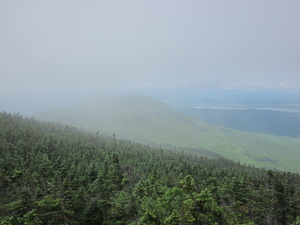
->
0, 112, 300, 224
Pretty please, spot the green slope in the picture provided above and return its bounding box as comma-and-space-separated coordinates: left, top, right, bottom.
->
35, 93, 300, 173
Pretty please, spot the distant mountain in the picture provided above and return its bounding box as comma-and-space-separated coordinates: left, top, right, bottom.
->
35, 93, 300, 173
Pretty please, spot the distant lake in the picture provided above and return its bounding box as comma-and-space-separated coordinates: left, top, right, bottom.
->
194, 105, 300, 114
181, 106, 300, 137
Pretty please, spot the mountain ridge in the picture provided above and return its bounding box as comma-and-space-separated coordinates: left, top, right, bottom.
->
35, 93, 300, 173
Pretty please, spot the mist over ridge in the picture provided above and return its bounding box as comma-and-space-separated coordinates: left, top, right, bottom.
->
35, 92, 300, 173
1, 2, 300, 222
1, 1, 300, 173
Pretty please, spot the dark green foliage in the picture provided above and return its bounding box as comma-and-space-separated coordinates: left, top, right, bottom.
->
0, 112, 300, 224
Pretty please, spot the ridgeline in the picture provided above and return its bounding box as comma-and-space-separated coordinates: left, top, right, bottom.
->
35, 93, 300, 173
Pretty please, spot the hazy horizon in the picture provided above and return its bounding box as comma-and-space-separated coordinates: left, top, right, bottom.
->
1, 1, 300, 114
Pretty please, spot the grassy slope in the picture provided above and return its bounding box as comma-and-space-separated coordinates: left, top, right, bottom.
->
35, 93, 300, 173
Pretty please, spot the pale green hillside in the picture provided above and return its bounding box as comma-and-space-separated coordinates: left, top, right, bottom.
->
36, 93, 300, 173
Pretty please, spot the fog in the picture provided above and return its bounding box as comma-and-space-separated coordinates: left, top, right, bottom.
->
1, 1, 300, 114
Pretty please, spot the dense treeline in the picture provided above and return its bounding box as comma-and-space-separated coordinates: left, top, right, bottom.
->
0, 112, 300, 224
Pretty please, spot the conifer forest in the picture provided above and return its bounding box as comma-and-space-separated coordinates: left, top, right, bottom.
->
1, 112, 300, 225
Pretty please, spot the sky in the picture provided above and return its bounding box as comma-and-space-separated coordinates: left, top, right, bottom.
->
1, 1, 300, 113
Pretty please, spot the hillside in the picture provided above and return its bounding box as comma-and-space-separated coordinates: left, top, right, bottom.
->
35, 93, 300, 173
1, 112, 300, 224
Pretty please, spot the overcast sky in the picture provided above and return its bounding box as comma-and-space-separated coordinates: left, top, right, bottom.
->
1, 0, 300, 98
